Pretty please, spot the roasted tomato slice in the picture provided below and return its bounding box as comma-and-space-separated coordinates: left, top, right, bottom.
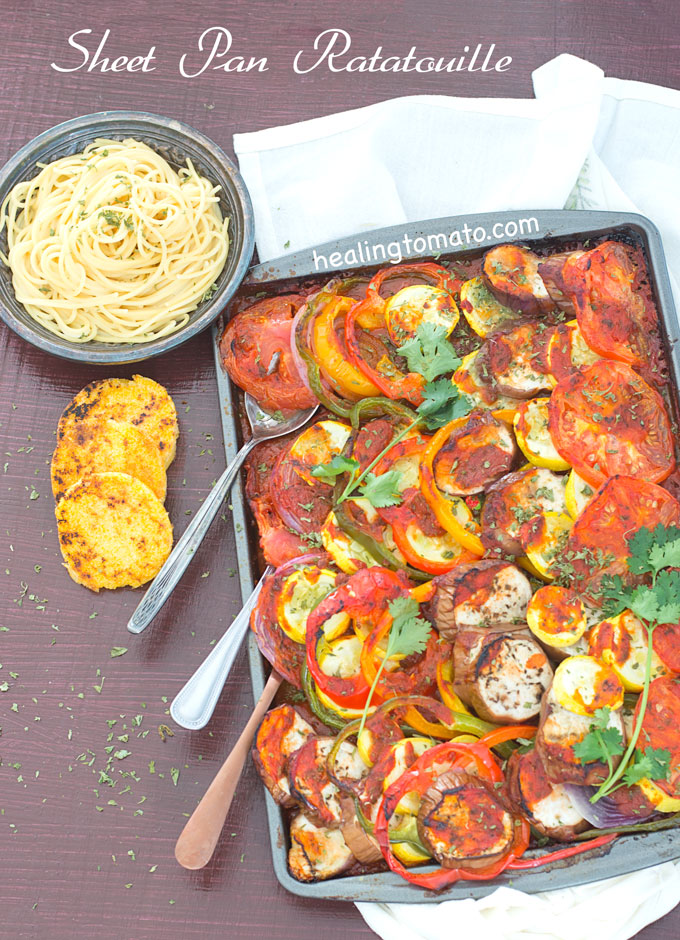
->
563, 476, 680, 604
219, 294, 317, 413
634, 676, 680, 799
548, 359, 674, 489
561, 240, 657, 371
653, 618, 680, 674
245, 440, 314, 567
269, 443, 333, 536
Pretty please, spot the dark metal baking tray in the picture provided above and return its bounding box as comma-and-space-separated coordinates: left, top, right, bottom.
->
212, 209, 680, 901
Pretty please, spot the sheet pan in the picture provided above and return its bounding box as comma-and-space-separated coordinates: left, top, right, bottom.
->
212, 209, 680, 901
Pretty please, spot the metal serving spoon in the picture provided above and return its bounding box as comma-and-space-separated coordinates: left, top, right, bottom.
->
170, 567, 273, 730
127, 394, 318, 635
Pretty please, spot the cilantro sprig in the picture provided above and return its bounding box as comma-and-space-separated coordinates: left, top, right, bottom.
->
309, 328, 471, 508
397, 323, 462, 383
356, 596, 431, 737
573, 707, 624, 772
585, 524, 680, 802
418, 379, 471, 430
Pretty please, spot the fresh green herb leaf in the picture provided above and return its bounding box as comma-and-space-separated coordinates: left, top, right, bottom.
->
417, 379, 471, 430
628, 524, 680, 577
573, 723, 624, 766
109, 647, 128, 658
359, 471, 403, 508
622, 747, 671, 786
310, 454, 359, 485
386, 596, 431, 658
356, 596, 431, 737
397, 323, 462, 383
591, 524, 680, 803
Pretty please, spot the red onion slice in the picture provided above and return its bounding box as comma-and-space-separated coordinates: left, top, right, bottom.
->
290, 300, 314, 394
563, 784, 657, 828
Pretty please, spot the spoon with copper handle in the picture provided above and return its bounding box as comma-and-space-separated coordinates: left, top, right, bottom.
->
174, 670, 282, 870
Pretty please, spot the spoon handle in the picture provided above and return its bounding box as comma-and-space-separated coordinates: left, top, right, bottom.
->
170, 568, 273, 731
127, 437, 258, 635
174, 671, 283, 870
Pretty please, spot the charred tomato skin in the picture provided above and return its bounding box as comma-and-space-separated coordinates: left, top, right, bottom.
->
548, 360, 674, 489
220, 294, 317, 413
564, 476, 680, 605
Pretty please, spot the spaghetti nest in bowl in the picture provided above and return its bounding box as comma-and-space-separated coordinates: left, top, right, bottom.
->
0, 138, 230, 344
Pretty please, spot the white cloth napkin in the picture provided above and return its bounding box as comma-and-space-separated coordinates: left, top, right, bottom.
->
356, 862, 680, 940
233, 53, 680, 940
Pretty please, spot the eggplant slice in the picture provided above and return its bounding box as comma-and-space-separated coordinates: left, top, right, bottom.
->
481, 467, 567, 556
252, 704, 316, 808
429, 559, 533, 640
289, 736, 367, 826
417, 770, 515, 869
505, 747, 588, 842
288, 812, 355, 882
453, 629, 554, 724
482, 244, 554, 315
432, 410, 519, 497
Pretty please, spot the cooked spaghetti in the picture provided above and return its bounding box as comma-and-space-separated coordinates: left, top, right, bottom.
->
0, 138, 230, 343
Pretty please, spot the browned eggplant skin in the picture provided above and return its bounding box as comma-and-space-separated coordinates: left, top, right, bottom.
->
288, 813, 355, 882
428, 559, 531, 640
288, 735, 342, 827
339, 795, 383, 863
482, 245, 555, 316
480, 470, 531, 555
504, 748, 589, 842
252, 704, 315, 808
432, 410, 519, 496
453, 629, 553, 724
535, 690, 626, 786
538, 251, 584, 316
416, 770, 515, 869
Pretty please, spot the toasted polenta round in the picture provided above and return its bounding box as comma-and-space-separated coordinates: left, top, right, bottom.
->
57, 375, 179, 469
51, 419, 167, 503
56, 472, 173, 591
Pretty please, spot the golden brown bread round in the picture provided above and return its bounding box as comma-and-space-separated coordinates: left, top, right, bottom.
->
55, 472, 173, 591
57, 375, 179, 469
51, 418, 167, 503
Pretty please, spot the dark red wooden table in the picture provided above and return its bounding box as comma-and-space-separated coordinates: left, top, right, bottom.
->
2, 2, 679, 937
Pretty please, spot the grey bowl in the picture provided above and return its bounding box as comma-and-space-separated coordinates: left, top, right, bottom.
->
0, 111, 255, 364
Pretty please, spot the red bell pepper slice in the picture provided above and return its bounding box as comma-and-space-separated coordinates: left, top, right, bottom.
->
305, 566, 412, 709
344, 263, 459, 405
